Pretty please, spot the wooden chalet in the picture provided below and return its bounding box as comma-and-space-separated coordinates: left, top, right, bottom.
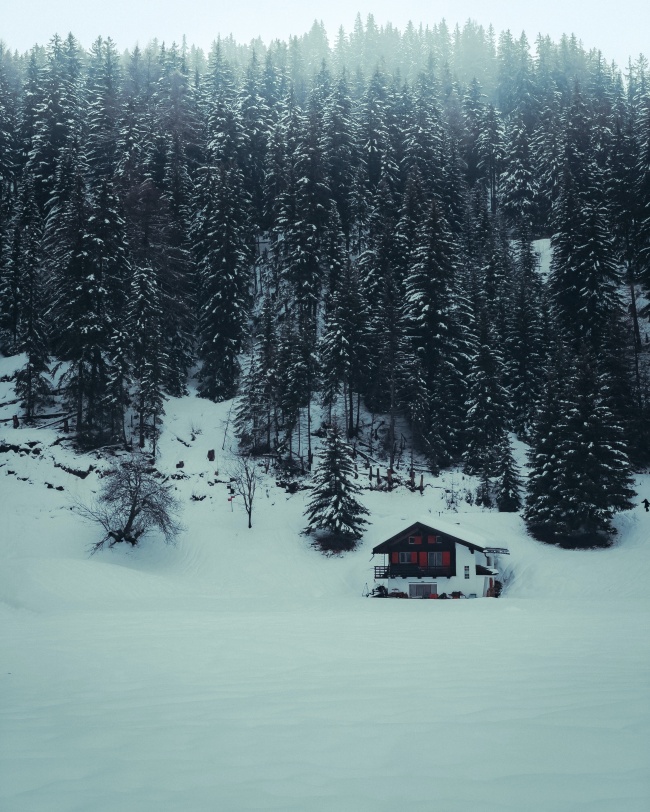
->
372, 520, 509, 598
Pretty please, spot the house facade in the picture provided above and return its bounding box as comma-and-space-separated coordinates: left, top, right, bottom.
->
372, 521, 509, 598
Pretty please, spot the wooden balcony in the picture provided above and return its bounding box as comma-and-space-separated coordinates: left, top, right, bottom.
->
374, 565, 453, 579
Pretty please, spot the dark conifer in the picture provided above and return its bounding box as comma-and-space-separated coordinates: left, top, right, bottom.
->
193, 163, 250, 400
304, 423, 369, 546
525, 348, 636, 543
494, 436, 522, 512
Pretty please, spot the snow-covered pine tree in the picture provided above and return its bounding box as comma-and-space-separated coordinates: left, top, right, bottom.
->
525, 347, 635, 544
477, 103, 505, 213
127, 263, 168, 452
319, 259, 367, 436
403, 197, 469, 466
281, 89, 332, 319
0, 45, 17, 208
500, 114, 538, 230
549, 161, 624, 356
238, 50, 272, 232
193, 162, 251, 401
304, 423, 369, 550
494, 436, 522, 512
321, 72, 357, 248
46, 148, 114, 444
10, 180, 51, 418
275, 308, 318, 466
103, 326, 131, 445
463, 306, 509, 477
235, 294, 280, 455
506, 230, 547, 440
636, 86, 650, 304
84, 36, 122, 184
25, 34, 82, 214
523, 351, 568, 538
401, 76, 446, 202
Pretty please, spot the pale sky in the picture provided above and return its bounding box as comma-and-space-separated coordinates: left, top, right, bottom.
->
1, 0, 648, 69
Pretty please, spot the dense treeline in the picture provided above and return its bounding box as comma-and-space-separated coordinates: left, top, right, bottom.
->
1, 18, 649, 544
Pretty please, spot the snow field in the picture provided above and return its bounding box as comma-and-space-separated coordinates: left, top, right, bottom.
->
1, 372, 650, 811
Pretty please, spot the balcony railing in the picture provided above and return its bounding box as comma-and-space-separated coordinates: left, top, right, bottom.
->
374, 565, 453, 579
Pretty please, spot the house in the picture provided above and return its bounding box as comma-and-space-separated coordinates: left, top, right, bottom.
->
371, 520, 509, 598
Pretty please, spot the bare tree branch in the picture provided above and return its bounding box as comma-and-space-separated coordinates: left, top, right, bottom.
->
229, 455, 260, 529
73, 453, 183, 553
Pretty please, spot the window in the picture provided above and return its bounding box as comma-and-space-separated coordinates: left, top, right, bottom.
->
399, 552, 415, 564
427, 535, 442, 544
428, 552, 443, 567
409, 583, 437, 598
428, 551, 451, 567
408, 536, 416, 545
464, 565, 470, 579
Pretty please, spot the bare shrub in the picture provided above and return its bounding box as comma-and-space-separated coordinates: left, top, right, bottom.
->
74, 453, 182, 553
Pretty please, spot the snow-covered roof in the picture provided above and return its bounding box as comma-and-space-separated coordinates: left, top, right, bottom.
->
372, 517, 494, 553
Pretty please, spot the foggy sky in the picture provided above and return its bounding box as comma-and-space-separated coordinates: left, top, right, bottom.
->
2, 0, 647, 70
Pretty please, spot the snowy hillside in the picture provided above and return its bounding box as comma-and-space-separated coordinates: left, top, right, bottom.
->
1, 360, 649, 811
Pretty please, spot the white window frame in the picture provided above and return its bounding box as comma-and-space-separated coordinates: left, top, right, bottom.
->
409, 583, 438, 598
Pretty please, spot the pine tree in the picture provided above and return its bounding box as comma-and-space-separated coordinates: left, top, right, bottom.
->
477, 103, 504, 213
10, 181, 51, 418
495, 436, 522, 512
280, 90, 332, 318
274, 309, 318, 467
124, 176, 193, 396
238, 50, 271, 231
84, 37, 122, 183
463, 307, 509, 477
525, 348, 636, 544
235, 349, 272, 454
321, 72, 357, 247
549, 163, 625, 356
304, 424, 369, 548
319, 260, 367, 435
46, 153, 114, 444
506, 231, 547, 439
403, 198, 469, 466
500, 115, 538, 230
401, 76, 445, 201
193, 162, 251, 400
127, 263, 168, 452
25, 34, 82, 214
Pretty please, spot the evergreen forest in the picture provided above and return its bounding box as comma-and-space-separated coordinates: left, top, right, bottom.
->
1, 17, 649, 546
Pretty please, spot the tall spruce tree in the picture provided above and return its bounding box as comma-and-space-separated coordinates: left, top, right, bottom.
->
10, 180, 51, 418
525, 348, 635, 543
193, 162, 251, 400
304, 423, 369, 547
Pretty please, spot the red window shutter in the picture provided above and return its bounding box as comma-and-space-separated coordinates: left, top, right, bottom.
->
414, 535, 422, 545
427, 535, 435, 544
411, 552, 417, 563
391, 552, 399, 564
442, 551, 451, 567
418, 552, 427, 567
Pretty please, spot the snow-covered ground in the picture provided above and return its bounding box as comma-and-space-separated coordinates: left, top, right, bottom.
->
1, 359, 649, 811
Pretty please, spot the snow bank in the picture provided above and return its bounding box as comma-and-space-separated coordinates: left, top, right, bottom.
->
1, 390, 649, 811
